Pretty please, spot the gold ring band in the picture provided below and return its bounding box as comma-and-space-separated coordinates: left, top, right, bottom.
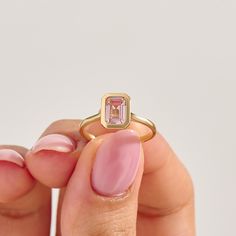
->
80, 112, 156, 142
79, 93, 157, 142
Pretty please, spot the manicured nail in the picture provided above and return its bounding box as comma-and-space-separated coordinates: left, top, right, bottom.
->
91, 130, 141, 197
0, 149, 25, 167
31, 134, 75, 154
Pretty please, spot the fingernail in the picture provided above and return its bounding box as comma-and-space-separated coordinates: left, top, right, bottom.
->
0, 149, 25, 167
91, 130, 141, 197
31, 134, 75, 154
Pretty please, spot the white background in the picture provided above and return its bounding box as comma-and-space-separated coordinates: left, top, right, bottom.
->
0, 1, 236, 235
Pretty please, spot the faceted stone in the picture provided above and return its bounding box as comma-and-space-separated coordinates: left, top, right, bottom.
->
105, 96, 127, 125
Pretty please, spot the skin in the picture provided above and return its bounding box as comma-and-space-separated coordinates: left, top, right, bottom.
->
0, 119, 195, 235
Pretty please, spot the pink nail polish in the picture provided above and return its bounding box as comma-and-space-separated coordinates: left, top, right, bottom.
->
0, 149, 25, 167
31, 134, 75, 154
91, 130, 141, 197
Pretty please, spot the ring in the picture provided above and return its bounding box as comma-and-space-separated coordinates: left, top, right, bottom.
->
80, 93, 157, 142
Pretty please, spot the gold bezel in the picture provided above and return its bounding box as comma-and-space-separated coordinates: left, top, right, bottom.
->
101, 93, 131, 129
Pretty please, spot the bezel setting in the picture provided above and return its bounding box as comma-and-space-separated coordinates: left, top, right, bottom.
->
101, 93, 131, 129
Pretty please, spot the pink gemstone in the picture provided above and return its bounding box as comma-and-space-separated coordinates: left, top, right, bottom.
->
105, 96, 127, 125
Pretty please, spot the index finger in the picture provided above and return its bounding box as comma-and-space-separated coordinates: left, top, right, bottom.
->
138, 133, 195, 235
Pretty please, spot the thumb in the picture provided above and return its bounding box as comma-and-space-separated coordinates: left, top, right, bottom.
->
61, 130, 144, 236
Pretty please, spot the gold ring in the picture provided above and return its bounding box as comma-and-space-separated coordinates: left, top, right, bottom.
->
80, 93, 157, 142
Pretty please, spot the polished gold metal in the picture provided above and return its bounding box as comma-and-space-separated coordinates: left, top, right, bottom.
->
80, 93, 157, 142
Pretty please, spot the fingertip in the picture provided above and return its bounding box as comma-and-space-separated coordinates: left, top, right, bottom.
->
0, 149, 35, 203
91, 129, 143, 197
25, 149, 78, 188
31, 134, 76, 154
0, 149, 25, 167
24, 132, 84, 188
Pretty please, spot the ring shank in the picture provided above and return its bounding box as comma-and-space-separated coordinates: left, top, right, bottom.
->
80, 113, 156, 142
131, 113, 157, 142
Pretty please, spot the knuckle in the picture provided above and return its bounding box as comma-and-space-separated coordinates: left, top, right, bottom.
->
49, 119, 69, 128
43, 119, 70, 135
46, 119, 81, 134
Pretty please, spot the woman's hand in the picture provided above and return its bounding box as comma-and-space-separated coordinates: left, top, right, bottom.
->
0, 119, 195, 235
